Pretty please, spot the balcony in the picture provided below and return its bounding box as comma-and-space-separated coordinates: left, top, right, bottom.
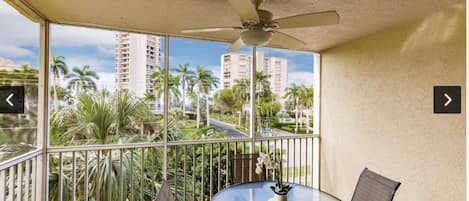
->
0, 1, 465, 201
0, 135, 317, 200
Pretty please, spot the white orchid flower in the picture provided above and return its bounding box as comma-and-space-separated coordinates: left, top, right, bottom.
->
255, 166, 263, 174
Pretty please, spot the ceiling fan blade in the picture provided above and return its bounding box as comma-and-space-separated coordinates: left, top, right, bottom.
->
228, 37, 245, 52
271, 31, 306, 50
274, 10, 339, 29
181, 26, 243, 33
227, 0, 260, 23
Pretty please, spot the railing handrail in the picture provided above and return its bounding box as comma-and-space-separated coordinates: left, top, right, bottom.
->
0, 148, 41, 171
47, 134, 319, 153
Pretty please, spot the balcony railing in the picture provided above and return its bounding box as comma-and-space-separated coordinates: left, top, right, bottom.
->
0, 149, 41, 201
1, 135, 317, 201
0, 135, 317, 201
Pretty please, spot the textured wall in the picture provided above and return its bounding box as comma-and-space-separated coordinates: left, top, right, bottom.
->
320, 4, 465, 201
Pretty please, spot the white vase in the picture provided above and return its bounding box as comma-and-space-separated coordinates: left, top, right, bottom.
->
268, 194, 288, 201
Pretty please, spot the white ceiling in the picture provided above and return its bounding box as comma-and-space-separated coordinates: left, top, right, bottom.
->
12, 0, 465, 52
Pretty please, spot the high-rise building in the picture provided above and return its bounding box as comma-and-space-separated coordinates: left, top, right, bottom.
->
220, 51, 288, 107
115, 32, 161, 110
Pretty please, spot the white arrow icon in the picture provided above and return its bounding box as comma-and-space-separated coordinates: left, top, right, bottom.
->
444, 93, 452, 107
6, 93, 14, 107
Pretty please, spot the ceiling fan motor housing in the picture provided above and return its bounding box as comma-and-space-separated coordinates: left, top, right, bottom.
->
240, 29, 273, 46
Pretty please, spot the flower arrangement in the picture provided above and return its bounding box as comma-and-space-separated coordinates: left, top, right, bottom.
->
255, 152, 292, 195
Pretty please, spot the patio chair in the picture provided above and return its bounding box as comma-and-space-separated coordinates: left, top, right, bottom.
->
351, 168, 401, 201
154, 180, 175, 201
230, 153, 265, 184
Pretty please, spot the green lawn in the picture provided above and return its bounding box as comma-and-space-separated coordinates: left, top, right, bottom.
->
283, 165, 311, 177
211, 113, 238, 125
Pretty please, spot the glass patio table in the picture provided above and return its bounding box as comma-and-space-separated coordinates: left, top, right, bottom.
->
212, 181, 340, 201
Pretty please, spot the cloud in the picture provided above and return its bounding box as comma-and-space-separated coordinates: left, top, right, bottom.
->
65, 56, 114, 71
0, 45, 35, 58
287, 72, 314, 86
0, 4, 39, 48
96, 45, 115, 57
205, 65, 221, 78
96, 72, 116, 91
50, 24, 116, 48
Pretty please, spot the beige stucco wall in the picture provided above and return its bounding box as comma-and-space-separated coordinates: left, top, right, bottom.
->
320, 4, 465, 201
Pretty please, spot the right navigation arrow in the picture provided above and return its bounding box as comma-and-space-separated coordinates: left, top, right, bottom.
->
444, 93, 452, 107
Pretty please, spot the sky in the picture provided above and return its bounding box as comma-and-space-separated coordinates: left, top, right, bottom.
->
0, 1, 314, 92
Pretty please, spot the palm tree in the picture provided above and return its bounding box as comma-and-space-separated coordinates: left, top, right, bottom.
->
299, 86, 313, 133
50, 55, 68, 110
186, 76, 197, 113
143, 91, 156, 102
66, 65, 99, 94
168, 74, 181, 107
232, 78, 249, 126
284, 84, 301, 132
255, 71, 270, 95
194, 67, 219, 128
151, 66, 180, 110
151, 66, 164, 111
173, 63, 195, 116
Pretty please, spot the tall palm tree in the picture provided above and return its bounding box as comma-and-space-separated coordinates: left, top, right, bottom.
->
299, 86, 313, 133
173, 63, 195, 116
194, 67, 219, 128
66, 65, 99, 94
50, 55, 68, 110
168, 74, 181, 107
232, 78, 249, 126
185, 75, 197, 112
151, 66, 180, 110
151, 66, 164, 111
284, 84, 301, 132
255, 71, 270, 95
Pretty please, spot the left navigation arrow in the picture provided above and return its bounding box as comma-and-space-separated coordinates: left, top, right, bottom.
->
6, 93, 14, 106
0, 86, 24, 113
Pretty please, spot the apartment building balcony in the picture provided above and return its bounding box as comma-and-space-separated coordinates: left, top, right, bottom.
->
0, 135, 316, 200
0, 1, 465, 201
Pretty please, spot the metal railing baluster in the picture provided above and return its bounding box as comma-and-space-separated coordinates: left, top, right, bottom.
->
201, 144, 205, 201
84, 151, 89, 201
192, 145, 196, 201
217, 143, 221, 192
140, 148, 144, 201
286, 139, 290, 183
25, 160, 30, 201
174, 146, 178, 198
293, 139, 296, 183
0, 170, 5, 201
119, 149, 123, 201
16, 162, 22, 201
225, 142, 229, 188
72, 151, 76, 201
9, 166, 14, 201
96, 150, 101, 201
299, 138, 302, 185
107, 150, 112, 201
58, 153, 63, 201
183, 145, 187, 201
210, 143, 213, 200
130, 149, 134, 201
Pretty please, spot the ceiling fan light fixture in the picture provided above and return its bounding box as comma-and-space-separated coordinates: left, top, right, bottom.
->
240, 29, 273, 46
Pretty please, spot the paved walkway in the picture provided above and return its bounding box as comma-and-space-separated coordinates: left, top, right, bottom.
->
209, 119, 247, 138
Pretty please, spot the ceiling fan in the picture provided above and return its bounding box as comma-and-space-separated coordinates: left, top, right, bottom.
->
181, 0, 340, 52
